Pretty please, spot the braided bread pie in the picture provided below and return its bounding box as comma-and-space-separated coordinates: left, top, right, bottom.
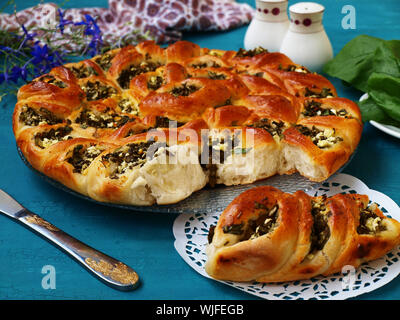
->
205, 186, 400, 282
13, 41, 362, 206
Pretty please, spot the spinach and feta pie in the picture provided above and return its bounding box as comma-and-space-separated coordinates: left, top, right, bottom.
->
13, 41, 362, 206
206, 186, 400, 282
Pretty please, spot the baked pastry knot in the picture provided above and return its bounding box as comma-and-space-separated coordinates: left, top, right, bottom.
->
13, 41, 362, 206
205, 186, 400, 282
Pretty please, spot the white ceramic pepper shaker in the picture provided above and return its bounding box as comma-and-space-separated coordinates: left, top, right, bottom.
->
279, 2, 333, 72
244, 0, 290, 52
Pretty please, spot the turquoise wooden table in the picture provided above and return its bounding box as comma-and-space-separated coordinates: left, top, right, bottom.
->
1, 0, 400, 300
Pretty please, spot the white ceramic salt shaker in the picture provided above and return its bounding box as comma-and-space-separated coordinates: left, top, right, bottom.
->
279, 2, 333, 72
244, 0, 290, 52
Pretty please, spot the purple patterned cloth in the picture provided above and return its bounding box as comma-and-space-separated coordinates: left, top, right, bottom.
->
0, 0, 254, 46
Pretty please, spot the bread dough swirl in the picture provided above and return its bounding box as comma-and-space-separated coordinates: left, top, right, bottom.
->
206, 186, 400, 282
13, 41, 363, 205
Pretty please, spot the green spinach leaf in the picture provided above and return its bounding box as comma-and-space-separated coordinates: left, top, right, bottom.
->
324, 35, 400, 126
372, 40, 400, 78
358, 95, 397, 125
323, 35, 384, 92
368, 72, 400, 122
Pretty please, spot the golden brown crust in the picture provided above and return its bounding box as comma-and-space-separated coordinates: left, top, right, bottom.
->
13, 40, 363, 205
205, 187, 300, 281
140, 78, 232, 121
206, 187, 400, 282
17, 66, 84, 107
166, 41, 201, 62
42, 138, 117, 195
241, 95, 299, 123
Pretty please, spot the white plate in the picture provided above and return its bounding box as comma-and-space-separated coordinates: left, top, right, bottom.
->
360, 93, 400, 139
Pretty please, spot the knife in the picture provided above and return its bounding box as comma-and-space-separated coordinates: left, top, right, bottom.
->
0, 189, 140, 291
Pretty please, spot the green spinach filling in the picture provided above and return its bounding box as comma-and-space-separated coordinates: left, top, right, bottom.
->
80, 80, 117, 101
302, 101, 348, 117
124, 127, 148, 138
19, 106, 63, 126
294, 125, 343, 149
67, 144, 104, 173
75, 108, 133, 129
190, 61, 221, 69
246, 204, 279, 240
235, 47, 268, 58
37, 75, 66, 88
305, 87, 334, 98
118, 99, 139, 115
220, 200, 280, 241
94, 52, 115, 71
199, 142, 218, 188
207, 71, 226, 80
252, 72, 264, 78
170, 83, 200, 97
200, 132, 240, 187
147, 75, 164, 90
222, 223, 244, 235
34, 126, 73, 149
123, 117, 185, 138
208, 225, 216, 244
69, 65, 99, 78
248, 119, 285, 139
154, 116, 185, 128
278, 64, 310, 73
203, 132, 241, 165
102, 140, 167, 179
214, 98, 231, 108
308, 198, 331, 258
117, 61, 161, 89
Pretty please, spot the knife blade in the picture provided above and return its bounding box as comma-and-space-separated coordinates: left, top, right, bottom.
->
0, 189, 25, 218
0, 189, 140, 291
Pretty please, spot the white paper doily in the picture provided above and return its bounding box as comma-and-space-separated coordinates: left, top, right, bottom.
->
173, 173, 400, 300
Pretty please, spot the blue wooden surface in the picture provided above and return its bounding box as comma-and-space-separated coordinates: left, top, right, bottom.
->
0, 0, 400, 300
